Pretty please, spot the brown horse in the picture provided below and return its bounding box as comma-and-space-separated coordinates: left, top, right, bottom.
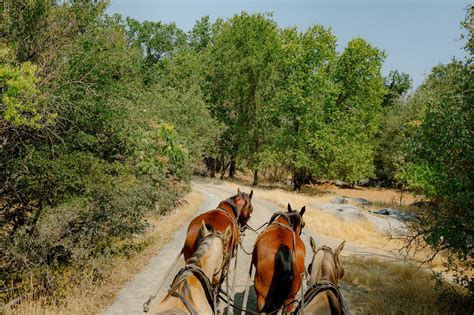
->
252, 204, 306, 314
299, 237, 346, 314
182, 188, 253, 265
151, 221, 231, 315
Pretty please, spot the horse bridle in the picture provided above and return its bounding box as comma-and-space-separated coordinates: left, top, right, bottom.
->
167, 231, 228, 315
218, 195, 253, 228
308, 246, 340, 278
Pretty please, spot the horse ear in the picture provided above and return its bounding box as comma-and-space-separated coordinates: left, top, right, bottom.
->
223, 226, 232, 243
300, 206, 306, 216
237, 187, 241, 195
310, 237, 316, 254
335, 240, 345, 257
287, 203, 293, 212
200, 220, 210, 238
249, 190, 253, 199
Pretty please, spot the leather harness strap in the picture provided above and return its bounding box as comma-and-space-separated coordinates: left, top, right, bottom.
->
269, 212, 294, 230
170, 291, 198, 315
295, 280, 345, 314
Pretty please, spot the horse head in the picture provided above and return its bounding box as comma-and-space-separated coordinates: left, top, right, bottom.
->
286, 203, 306, 235
308, 237, 345, 286
228, 187, 254, 226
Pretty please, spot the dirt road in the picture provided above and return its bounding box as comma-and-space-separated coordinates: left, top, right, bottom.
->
104, 180, 393, 314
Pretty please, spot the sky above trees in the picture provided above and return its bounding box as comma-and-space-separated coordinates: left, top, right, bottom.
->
107, 0, 470, 88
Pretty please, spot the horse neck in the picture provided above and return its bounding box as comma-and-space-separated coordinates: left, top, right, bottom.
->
309, 250, 338, 285
218, 200, 238, 220
187, 236, 223, 280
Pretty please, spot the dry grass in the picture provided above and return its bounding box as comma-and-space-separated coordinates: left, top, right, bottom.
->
9, 191, 205, 315
217, 180, 400, 251
342, 256, 473, 314
316, 184, 420, 206
216, 179, 447, 268
231, 169, 421, 206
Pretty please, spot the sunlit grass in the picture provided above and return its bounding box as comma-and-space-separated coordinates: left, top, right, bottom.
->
342, 256, 472, 314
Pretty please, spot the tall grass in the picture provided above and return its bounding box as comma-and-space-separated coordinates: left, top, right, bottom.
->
342, 256, 473, 314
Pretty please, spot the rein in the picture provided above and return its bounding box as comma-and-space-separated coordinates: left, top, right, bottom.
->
168, 264, 216, 315
144, 231, 227, 314
217, 291, 300, 315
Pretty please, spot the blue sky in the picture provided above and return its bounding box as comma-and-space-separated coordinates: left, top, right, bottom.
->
107, 0, 470, 88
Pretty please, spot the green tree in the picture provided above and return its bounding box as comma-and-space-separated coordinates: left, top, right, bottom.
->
267, 25, 338, 190
207, 12, 281, 185
314, 38, 385, 183
374, 71, 413, 184
382, 70, 412, 107
397, 6, 473, 293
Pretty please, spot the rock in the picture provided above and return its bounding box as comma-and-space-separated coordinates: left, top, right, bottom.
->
371, 208, 420, 221
312, 203, 361, 213
351, 197, 372, 205
331, 196, 349, 204
372, 208, 391, 215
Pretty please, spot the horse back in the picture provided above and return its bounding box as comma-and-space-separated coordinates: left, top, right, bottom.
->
183, 209, 239, 261
252, 226, 306, 312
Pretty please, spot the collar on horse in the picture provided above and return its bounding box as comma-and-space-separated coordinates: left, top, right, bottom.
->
169, 264, 216, 315
269, 211, 294, 231
167, 231, 228, 315
217, 198, 239, 221
294, 280, 345, 314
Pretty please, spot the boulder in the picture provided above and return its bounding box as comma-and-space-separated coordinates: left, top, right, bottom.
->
351, 197, 372, 205
371, 208, 420, 221
331, 196, 349, 204
372, 208, 391, 215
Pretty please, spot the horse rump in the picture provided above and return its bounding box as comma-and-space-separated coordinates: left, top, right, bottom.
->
262, 245, 294, 313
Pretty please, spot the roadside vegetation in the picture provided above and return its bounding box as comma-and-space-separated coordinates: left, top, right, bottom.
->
0, 0, 472, 312
343, 256, 472, 314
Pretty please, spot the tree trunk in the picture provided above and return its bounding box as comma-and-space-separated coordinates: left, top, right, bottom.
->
229, 156, 236, 178
210, 158, 216, 178
252, 169, 258, 186
292, 172, 302, 191
220, 161, 230, 179
292, 169, 307, 191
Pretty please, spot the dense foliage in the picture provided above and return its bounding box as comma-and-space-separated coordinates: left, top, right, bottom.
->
0, 0, 219, 302
381, 6, 473, 293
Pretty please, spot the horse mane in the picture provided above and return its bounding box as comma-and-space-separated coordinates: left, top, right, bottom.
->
269, 211, 303, 232
186, 229, 217, 267
163, 231, 221, 304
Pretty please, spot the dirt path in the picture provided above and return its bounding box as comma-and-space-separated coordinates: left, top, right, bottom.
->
104, 180, 395, 315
